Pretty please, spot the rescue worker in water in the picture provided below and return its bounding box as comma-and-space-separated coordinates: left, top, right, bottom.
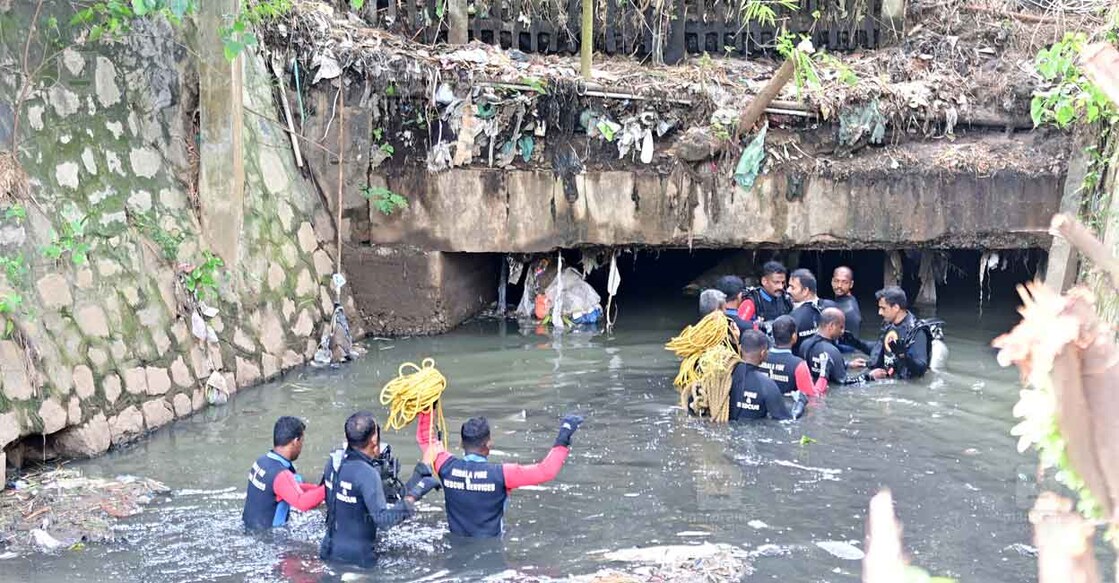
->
867, 286, 932, 380
739, 261, 793, 333
242, 416, 327, 530
730, 330, 807, 421
415, 409, 583, 537
319, 411, 441, 567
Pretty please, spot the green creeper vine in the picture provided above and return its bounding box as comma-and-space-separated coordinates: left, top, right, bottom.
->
183, 251, 224, 302
42, 216, 92, 267
71, 0, 196, 41
1030, 32, 1117, 128
362, 186, 408, 216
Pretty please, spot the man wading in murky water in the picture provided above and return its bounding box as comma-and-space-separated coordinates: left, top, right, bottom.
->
787, 269, 836, 351
830, 266, 867, 354
414, 410, 582, 537
319, 412, 440, 567
242, 417, 326, 530
730, 330, 807, 421
799, 308, 870, 386
739, 261, 793, 335
867, 286, 932, 380
762, 316, 828, 397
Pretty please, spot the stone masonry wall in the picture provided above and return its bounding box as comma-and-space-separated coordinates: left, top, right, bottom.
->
0, 4, 355, 481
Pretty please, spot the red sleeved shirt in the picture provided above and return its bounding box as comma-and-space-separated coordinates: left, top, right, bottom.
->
272, 471, 326, 511
416, 411, 569, 491
738, 300, 757, 322
794, 361, 829, 397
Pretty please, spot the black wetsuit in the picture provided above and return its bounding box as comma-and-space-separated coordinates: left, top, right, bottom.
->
832, 295, 862, 337
799, 333, 858, 386
789, 298, 835, 349
869, 312, 931, 379
320, 449, 414, 568
729, 362, 792, 421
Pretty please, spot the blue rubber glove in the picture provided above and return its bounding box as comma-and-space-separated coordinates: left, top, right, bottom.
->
554, 414, 584, 447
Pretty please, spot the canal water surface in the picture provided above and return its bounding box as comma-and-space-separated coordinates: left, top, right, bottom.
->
4, 296, 1048, 582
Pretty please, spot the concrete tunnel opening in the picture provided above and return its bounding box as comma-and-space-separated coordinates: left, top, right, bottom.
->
472, 247, 1048, 325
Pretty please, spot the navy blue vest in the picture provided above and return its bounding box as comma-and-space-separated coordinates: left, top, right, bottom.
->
439, 454, 508, 537
321, 450, 381, 568
761, 348, 804, 394
243, 451, 295, 530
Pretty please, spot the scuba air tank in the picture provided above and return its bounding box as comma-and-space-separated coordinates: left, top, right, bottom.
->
928, 322, 949, 372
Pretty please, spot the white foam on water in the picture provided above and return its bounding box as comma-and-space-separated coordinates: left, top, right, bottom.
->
815, 540, 865, 561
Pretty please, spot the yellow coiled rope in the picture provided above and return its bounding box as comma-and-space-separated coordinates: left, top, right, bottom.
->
379, 358, 448, 449
665, 311, 738, 388
665, 311, 741, 422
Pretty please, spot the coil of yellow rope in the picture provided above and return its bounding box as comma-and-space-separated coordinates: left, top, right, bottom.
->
379, 357, 448, 449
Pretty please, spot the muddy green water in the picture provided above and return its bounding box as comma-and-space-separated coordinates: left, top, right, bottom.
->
3, 298, 1049, 582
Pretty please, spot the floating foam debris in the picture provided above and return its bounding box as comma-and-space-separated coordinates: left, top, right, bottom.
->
773, 459, 843, 479
815, 540, 865, 561
747, 520, 768, 529
749, 543, 790, 557
1004, 543, 1038, 557
675, 531, 711, 537
175, 487, 238, 496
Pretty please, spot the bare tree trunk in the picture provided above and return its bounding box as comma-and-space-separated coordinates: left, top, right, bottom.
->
735, 58, 794, 139
448, 0, 468, 44
580, 0, 593, 79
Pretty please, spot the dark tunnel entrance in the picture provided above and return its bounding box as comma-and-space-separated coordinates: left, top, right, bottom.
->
495, 247, 1046, 334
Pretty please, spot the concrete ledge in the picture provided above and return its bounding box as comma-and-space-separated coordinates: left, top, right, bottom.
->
366, 164, 1062, 253
344, 246, 498, 336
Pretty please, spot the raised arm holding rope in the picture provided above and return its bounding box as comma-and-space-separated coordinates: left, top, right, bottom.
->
378, 357, 583, 538
415, 410, 581, 538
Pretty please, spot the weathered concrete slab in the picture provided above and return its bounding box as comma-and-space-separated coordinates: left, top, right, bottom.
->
366, 164, 1061, 252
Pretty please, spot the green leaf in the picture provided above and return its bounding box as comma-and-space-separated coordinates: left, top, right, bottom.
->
1030, 97, 1045, 126
380, 143, 395, 156
1055, 103, 1075, 126
71, 8, 95, 25
132, 0, 150, 16
90, 24, 104, 42
223, 41, 241, 62
351, 0, 366, 8
42, 245, 62, 260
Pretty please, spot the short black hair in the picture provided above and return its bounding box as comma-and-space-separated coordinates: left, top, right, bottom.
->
771, 315, 797, 346
761, 261, 787, 277
790, 268, 817, 294
273, 416, 306, 447
740, 329, 769, 356
461, 417, 491, 450
715, 275, 745, 299
344, 411, 380, 450
875, 286, 908, 309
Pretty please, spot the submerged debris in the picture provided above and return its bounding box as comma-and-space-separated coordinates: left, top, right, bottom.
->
0, 468, 169, 557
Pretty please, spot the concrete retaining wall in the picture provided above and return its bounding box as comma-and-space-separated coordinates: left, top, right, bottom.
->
0, 4, 356, 480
